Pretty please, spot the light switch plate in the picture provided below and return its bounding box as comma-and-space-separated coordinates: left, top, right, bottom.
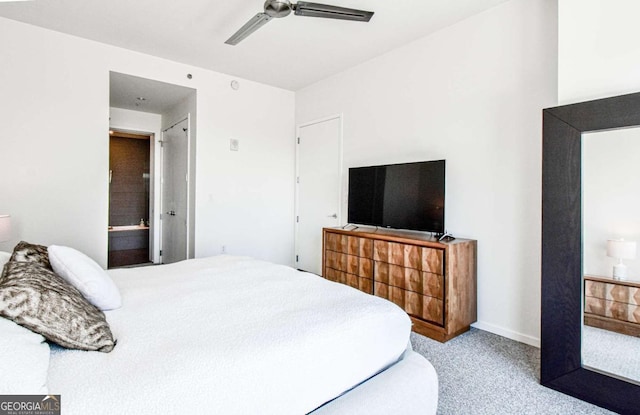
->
230, 139, 239, 151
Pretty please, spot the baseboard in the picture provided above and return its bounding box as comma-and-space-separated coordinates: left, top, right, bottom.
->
471, 321, 540, 348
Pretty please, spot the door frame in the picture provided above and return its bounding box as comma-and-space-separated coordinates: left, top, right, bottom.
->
294, 114, 344, 268
159, 114, 191, 264
107, 128, 157, 264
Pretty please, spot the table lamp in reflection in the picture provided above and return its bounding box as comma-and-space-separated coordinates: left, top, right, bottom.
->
607, 239, 636, 280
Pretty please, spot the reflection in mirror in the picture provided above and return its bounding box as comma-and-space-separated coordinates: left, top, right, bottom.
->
582, 126, 640, 384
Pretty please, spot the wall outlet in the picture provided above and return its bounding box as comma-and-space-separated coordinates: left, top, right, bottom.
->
221, 245, 226, 254
230, 139, 239, 151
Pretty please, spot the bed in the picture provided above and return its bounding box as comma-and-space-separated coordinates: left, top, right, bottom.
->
2, 253, 438, 414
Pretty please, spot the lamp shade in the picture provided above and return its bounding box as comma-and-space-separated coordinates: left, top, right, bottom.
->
606, 239, 637, 260
0, 215, 11, 243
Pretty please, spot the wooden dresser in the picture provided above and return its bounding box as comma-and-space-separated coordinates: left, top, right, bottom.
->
322, 227, 477, 342
584, 275, 640, 337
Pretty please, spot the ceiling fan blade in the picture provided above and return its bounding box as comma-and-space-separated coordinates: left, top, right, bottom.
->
225, 12, 272, 45
293, 2, 374, 22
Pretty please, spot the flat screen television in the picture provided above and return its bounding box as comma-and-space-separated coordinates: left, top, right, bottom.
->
347, 160, 445, 233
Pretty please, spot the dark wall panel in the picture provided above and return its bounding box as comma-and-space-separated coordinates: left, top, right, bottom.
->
109, 136, 150, 226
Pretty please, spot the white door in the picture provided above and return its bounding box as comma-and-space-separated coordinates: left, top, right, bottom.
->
161, 118, 189, 264
296, 116, 342, 274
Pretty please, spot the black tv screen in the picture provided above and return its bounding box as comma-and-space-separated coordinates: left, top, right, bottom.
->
347, 160, 445, 233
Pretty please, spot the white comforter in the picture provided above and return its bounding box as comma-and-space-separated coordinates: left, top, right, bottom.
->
47, 256, 411, 415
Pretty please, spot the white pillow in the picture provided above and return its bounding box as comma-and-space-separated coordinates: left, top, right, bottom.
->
48, 245, 122, 310
0, 317, 49, 394
0, 251, 10, 270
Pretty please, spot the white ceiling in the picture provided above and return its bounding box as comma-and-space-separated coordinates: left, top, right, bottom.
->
0, 0, 510, 91
110, 72, 196, 113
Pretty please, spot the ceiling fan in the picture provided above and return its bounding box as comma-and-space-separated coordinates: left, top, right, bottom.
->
225, 0, 374, 45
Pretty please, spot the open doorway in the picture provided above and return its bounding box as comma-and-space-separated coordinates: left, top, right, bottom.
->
108, 130, 152, 268
109, 72, 197, 266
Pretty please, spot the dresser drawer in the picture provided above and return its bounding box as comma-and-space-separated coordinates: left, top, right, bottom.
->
358, 277, 373, 294
346, 236, 359, 256
324, 267, 373, 294
374, 282, 444, 326
585, 296, 640, 324
345, 254, 359, 275
421, 247, 444, 275
374, 241, 419, 267
358, 258, 373, 278
374, 261, 443, 299
326, 232, 374, 258
407, 270, 444, 299
359, 238, 373, 259
373, 240, 443, 274
325, 250, 373, 278
585, 280, 640, 305
325, 232, 347, 253
324, 267, 341, 283
585, 280, 607, 299
325, 250, 347, 272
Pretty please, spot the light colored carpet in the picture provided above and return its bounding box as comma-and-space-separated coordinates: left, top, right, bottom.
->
410, 328, 616, 414
582, 325, 640, 384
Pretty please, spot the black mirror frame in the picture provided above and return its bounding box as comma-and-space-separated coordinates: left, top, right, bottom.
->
542, 91, 640, 415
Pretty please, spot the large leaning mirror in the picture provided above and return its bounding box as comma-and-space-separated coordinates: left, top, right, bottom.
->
542, 91, 640, 414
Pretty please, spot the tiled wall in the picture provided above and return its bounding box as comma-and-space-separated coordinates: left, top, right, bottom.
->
109, 136, 150, 226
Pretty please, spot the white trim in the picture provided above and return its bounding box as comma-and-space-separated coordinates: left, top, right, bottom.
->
108, 128, 159, 264
471, 321, 540, 348
185, 114, 191, 259
294, 114, 344, 267
297, 114, 343, 129
159, 129, 165, 263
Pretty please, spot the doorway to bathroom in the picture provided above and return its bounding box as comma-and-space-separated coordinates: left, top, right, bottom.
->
108, 130, 151, 268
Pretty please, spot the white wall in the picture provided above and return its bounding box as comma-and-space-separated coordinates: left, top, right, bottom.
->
583, 128, 640, 282
0, 17, 295, 267
296, 0, 558, 346
559, 1, 640, 272
109, 107, 162, 263
559, 0, 640, 103
110, 107, 162, 134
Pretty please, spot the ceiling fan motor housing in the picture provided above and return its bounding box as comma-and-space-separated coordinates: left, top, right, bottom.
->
264, 0, 292, 18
